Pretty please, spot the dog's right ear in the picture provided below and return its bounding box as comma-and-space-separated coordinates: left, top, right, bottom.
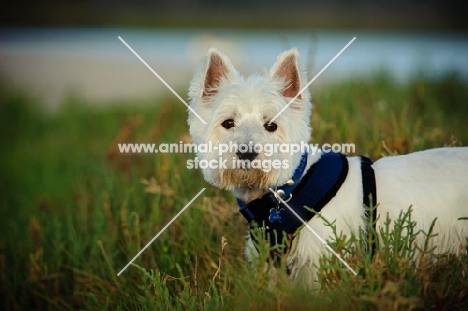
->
200, 48, 236, 98
189, 48, 236, 103
189, 47, 236, 99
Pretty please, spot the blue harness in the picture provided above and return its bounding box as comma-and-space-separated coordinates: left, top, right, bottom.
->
236, 151, 377, 263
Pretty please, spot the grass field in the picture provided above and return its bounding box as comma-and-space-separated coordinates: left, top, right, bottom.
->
1, 73, 467, 310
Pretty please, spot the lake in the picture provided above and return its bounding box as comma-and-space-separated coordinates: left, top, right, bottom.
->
0, 28, 467, 110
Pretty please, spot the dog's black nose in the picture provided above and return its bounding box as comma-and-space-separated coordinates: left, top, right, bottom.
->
236, 151, 258, 161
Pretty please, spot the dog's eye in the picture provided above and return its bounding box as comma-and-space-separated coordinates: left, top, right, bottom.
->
264, 122, 278, 132
221, 119, 235, 129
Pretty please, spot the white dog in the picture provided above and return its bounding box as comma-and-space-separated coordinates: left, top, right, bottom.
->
187, 47, 468, 287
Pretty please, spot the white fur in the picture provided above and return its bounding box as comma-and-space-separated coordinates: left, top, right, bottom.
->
188, 47, 468, 288
290, 149, 468, 287
188, 47, 311, 194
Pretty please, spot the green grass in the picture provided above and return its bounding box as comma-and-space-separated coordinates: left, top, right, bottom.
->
0, 73, 467, 310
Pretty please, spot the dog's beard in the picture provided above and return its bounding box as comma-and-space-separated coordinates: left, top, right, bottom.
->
218, 168, 271, 189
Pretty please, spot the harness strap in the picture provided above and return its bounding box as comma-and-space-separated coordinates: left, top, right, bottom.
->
238, 153, 378, 265
360, 156, 377, 255
240, 152, 349, 263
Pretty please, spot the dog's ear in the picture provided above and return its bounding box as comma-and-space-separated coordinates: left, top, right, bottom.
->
270, 48, 303, 99
201, 47, 235, 98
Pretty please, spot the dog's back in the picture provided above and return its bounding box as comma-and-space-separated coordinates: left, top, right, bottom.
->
373, 147, 468, 254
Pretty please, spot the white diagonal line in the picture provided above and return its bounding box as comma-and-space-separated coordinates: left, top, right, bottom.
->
269, 37, 356, 124
117, 188, 206, 276
268, 188, 357, 276
118, 36, 207, 125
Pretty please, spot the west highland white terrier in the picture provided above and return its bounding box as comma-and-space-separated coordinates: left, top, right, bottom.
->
187, 47, 468, 287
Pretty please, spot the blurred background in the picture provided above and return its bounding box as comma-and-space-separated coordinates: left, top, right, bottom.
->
1, 0, 468, 110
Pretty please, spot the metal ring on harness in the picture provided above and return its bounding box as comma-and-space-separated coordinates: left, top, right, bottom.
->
274, 190, 292, 203
283, 193, 293, 203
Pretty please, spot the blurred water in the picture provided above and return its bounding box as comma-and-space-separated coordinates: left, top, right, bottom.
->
1, 28, 467, 109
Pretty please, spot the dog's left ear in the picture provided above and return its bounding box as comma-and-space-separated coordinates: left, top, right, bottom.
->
270, 48, 303, 99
